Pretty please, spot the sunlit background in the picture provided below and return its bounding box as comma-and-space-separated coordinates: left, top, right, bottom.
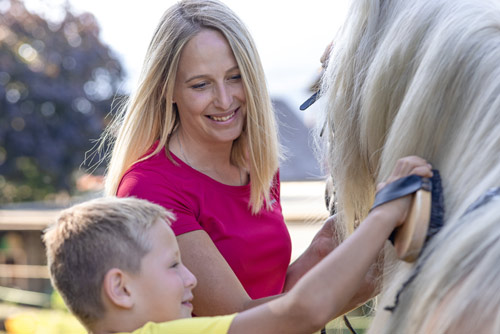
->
1, 0, 350, 203
27, 0, 349, 119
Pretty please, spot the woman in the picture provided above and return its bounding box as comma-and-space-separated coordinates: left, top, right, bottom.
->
320, 0, 500, 332
99, 0, 356, 317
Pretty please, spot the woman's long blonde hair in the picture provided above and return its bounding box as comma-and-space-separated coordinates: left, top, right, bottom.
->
99, 0, 279, 213
321, 0, 500, 332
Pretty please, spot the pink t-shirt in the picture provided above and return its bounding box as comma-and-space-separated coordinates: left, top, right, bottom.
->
116, 148, 292, 298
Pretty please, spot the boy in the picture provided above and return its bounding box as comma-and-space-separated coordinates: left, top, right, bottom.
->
44, 156, 432, 334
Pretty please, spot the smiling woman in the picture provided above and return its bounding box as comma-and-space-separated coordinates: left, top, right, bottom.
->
97, 0, 340, 319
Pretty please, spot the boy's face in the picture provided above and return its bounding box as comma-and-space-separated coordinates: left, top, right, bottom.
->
131, 219, 197, 322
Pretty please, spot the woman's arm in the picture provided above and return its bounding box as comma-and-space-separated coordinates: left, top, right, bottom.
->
283, 215, 339, 292
177, 231, 280, 315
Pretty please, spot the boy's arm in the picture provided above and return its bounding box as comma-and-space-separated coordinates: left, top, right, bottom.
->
228, 156, 432, 334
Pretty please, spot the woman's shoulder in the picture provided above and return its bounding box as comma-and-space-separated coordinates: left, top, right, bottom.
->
117, 150, 187, 194
124, 150, 178, 178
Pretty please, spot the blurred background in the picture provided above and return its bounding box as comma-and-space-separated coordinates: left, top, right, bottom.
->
0, 0, 373, 333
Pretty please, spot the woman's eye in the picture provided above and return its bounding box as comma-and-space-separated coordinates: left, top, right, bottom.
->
191, 82, 207, 89
170, 262, 179, 268
230, 74, 241, 81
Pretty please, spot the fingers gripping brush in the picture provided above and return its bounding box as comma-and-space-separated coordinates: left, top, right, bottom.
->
370, 170, 445, 262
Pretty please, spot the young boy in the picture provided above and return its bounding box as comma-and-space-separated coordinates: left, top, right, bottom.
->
44, 156, 432, 334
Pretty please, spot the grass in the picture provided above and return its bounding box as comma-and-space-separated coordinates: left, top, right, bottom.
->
321, 316, 372, 333
0, 303, 85, 334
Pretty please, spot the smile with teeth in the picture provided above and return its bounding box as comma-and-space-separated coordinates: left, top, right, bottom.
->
208, 110, 236, 122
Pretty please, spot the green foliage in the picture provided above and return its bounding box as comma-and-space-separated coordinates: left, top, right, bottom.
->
0, 0, 124, 204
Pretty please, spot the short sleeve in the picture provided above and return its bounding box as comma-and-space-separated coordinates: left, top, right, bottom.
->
117, 168, 203, 236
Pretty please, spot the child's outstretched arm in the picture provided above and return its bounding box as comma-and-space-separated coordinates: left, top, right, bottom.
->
229, 156, 433, 334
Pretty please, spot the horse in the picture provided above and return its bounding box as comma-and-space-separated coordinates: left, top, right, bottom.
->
320, 0, 500, 332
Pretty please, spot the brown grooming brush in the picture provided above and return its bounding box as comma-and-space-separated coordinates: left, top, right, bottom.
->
392, 187, 431, 262
371, 170, 444, 262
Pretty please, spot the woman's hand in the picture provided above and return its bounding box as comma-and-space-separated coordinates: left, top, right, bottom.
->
310, 214, 339, 258
283, 215, 340, 291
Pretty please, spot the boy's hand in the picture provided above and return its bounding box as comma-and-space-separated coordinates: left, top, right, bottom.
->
372, 156, 433, 228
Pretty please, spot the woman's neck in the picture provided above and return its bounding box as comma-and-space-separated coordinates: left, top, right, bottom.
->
170, 130, 247, 186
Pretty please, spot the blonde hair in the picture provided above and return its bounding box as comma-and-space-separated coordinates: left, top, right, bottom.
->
43, 197, 175, 329
100, 0, 279, 213
320, 0, 500, 332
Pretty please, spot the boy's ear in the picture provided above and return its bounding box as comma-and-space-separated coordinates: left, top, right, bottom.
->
103, 268, 134, 309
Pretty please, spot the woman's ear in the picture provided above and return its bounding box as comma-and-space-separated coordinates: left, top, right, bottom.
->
102, 268, 134, 309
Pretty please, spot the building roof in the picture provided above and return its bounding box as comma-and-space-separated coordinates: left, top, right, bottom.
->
273, 99, 324, 181
0, 181, 329, 230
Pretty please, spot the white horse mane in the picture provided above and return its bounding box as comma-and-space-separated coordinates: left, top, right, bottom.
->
321, 0, 500, 332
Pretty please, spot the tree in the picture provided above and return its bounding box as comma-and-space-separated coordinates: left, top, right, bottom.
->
0, 0, 124, 203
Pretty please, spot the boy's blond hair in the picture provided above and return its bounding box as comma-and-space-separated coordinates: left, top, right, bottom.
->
43, 197, 175, 328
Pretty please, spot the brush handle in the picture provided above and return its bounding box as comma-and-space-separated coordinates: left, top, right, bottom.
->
393, 189, 431, 262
